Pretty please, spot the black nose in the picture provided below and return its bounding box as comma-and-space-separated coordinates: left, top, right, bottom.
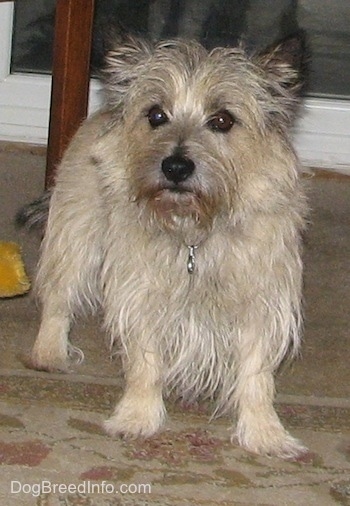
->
161, 155, 195, 184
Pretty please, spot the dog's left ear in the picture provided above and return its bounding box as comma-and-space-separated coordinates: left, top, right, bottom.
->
255, 31, 308, 124
257, 31, 308, 96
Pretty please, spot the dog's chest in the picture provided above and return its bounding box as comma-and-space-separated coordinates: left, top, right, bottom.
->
103, 221, 241, 334
139, 239, 237, 325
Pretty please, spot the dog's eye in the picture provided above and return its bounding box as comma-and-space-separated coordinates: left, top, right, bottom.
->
207, 110, 235, 133
147, 106, 169, 128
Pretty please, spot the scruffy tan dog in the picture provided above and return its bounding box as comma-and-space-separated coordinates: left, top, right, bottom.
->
28, 34, 308, 458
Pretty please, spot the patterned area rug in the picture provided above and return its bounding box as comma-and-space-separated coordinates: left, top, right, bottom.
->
1, 374, 349, 506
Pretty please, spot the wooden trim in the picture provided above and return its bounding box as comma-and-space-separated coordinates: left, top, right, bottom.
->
45, 0, 95, 187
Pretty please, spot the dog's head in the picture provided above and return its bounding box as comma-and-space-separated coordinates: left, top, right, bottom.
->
102, 34, 306, 242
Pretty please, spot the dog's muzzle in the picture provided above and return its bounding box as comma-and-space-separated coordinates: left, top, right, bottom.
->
161, 155, 195, 184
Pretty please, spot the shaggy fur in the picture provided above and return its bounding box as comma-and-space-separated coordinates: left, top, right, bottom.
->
27, 34, 308, 458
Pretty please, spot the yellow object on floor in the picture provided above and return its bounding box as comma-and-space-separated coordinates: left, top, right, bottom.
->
0, 241, 30, 297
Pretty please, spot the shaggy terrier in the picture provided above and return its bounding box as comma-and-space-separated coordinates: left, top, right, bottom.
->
25, 33, 308, 458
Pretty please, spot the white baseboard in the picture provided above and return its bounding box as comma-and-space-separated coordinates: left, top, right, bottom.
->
293, 98, 350, 175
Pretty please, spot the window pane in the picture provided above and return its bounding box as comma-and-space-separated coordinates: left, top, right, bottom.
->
11, 0, 350, 98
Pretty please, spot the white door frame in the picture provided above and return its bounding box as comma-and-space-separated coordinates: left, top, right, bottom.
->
1, 2, 349, 173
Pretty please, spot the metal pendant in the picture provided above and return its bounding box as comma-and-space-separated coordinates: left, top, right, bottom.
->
187, 245, 198, 274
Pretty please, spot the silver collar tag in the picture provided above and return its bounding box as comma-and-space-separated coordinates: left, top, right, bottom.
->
187, 245, 198, 274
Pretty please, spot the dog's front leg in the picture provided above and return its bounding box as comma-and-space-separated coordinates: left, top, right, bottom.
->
29, 295, 74, 372
232, 328, 307, 458
104, 340, 166, 438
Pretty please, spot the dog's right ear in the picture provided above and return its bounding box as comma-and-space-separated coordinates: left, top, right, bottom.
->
102, 36, 153, 106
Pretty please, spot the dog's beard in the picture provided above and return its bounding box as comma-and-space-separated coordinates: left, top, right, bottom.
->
134, 184, 218, 244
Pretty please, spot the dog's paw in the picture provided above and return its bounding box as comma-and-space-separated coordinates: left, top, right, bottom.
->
24, 343, 69, 373
24, 349, 69, 373
104, 394, 166, 439
235, 429, 307, 459
234, 413, 307, 459
24, 341, 84, 373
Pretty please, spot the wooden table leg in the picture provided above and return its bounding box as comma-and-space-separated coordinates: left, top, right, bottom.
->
45, 0, 95, 187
